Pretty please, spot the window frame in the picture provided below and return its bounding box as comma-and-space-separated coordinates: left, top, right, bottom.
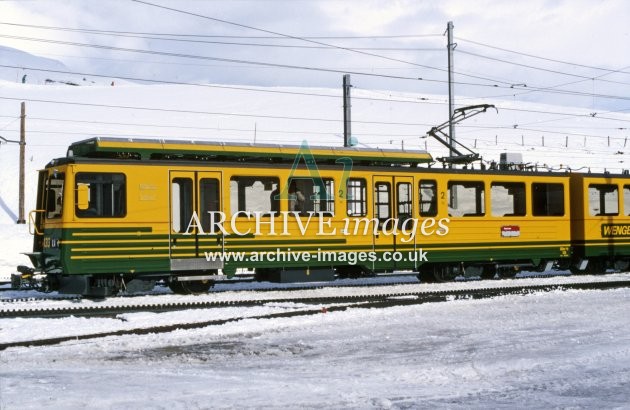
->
419, 179, 437, 217
532, 182, 565, 217
46, 173, 65, 219
75, 172, 127, 219
588, 183, 619, 216
230, 176, 280, 217
346, 178, 367, 217
491, 182, 526, 217
447, 180, 485, 217
287, 177, 336, 216
374, 181, 392, 224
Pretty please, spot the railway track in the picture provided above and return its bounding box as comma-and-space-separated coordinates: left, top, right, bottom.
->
1, 279, 630, 351
0, 276, 626, 318
0, 277, 421, 304
0, 270, 572, 304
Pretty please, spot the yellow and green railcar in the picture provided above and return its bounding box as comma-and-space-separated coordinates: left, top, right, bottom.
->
569, 173, 630, 273
16, 137, 576, 296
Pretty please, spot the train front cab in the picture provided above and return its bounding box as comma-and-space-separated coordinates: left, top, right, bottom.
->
16, 165, 67, 291
569, 173, 630, 274
21, 160, 176, 296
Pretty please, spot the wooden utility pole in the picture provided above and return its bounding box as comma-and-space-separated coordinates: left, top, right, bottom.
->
17, 102, 25, 224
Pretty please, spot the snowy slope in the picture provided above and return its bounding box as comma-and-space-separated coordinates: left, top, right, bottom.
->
1, 45, 69, 85
0, 45, 115, 86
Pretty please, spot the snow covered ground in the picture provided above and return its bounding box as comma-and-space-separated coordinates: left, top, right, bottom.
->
1, 287, 630, 409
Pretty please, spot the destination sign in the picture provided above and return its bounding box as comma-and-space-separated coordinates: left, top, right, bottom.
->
601, 224, 630, 237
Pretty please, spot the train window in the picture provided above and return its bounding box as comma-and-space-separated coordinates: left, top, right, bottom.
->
346, 178, 367, 216
448, 181, 485, 217
230, 176, 279, 215
625, 186, 630, 216
313, 179, 335, 215
200, 178, 220, 233
46, 173, 65, 219
419, 180, 437, 217
374, 182, 391, 225
285, 178, 335, 216
75, 173, 126, 218
491, 182, 526, 217
171, 178, 193, 233
588, 184, 619, 216
532, 183, 564, 216
397, 182, 412, 221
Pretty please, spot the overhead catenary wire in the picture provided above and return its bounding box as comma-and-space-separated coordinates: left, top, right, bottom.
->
0, 21, 443, 51
6, 55, 630, 106
455, 36, 630, 76
0, 34, 428, 82
0, 22, 443, 40
4, 94, 630, 133
0, 65, 630, 134
1, 114, 625, 144
128, 0, 515, 86
0, 63, 448, 107
5, 31, 630, 103
455, 49, 630, 86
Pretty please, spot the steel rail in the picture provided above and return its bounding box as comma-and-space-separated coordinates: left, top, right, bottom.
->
2, 280, 629, 351
1, 278, 629, 323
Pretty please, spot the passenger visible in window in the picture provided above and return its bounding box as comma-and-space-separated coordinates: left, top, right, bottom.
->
270, 184, 280, 214
288, 182, 305, 213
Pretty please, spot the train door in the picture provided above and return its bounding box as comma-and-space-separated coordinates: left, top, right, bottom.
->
169, 170, 224, 272
372, 175, 415, 270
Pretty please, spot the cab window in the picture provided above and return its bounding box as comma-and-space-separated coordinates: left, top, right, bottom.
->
46, 173, 65, 219
75, 173, 126, 218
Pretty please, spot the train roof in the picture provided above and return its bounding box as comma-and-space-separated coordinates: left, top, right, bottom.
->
66, 137, 433, 166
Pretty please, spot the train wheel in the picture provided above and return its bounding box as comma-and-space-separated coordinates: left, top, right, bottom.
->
419, 264, 458, 283
180, 280, 214, 294
418, 264, 435, 283
498, 267, 518, 279
168, 280, 186, 295
481, 264, 498, 279
570, 258, 606, 275
434, 265, 459, 282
